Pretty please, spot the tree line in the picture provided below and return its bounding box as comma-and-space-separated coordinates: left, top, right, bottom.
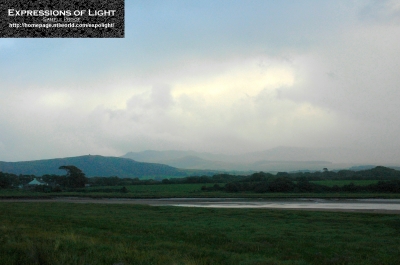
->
2, 165, 400, 194
202, 176, 400, 193
0, 165, 87, 190
199, 167, 400, 193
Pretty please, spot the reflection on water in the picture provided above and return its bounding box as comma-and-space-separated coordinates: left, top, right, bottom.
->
165, 198, 400, 211
3, 197, 400, 212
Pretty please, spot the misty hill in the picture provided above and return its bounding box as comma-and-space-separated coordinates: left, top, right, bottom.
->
123, 150, 223, 163
157, 155, 239, 170
240, 146, 400, 165
122, 148, 335, 171
0, 155, 188, 178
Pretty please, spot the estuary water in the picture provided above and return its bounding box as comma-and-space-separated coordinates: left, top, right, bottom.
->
161, 198, 400, 212
2, 197, 400, 213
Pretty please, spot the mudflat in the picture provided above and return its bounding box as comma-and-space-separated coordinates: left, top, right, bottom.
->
1, 197, 400, 214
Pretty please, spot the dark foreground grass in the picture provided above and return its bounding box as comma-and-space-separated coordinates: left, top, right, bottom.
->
1, 202, 400, 265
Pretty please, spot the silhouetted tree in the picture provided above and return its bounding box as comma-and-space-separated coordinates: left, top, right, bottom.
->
59, 165, 87, 188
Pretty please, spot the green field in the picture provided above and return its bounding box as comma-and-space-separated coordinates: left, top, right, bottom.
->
118, 183, 219, 195
0, 184, 221, 198
2, 181, 400, 199
0, 202, 399, 265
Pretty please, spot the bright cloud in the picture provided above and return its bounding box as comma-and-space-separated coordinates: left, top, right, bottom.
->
172, 57, 295, 100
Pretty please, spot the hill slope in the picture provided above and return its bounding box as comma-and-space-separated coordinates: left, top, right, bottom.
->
0, 155, 187, 178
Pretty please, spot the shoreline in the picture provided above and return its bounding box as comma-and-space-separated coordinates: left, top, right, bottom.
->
1, 197, 400, 214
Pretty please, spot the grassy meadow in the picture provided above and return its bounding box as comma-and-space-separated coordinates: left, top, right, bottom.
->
1, 202, 400, 265
2, 180, 400, 199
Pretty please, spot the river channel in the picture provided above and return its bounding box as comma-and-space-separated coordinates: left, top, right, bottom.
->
163, 198, 400, 213
2, 197, 400, 214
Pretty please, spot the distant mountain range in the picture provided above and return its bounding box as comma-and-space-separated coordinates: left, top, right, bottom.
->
0, 155, 189, 178
2, 147, 399, 178
122, 148, 335, 172
121, 147, 400, 172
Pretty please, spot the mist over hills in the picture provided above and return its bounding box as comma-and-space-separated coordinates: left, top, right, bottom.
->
122, 146, 400, 172
2, 146, 398, 178
122, 147, 334, 172
0, 155, 188, 178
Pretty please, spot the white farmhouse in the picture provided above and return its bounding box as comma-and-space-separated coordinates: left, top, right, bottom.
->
27, 178, 47, 186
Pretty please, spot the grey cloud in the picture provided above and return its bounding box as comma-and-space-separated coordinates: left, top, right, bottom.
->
150, 85, 174, 109
359, 0, 400, 24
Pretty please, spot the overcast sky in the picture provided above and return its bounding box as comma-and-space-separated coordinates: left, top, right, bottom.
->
1, 0, 400, 162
